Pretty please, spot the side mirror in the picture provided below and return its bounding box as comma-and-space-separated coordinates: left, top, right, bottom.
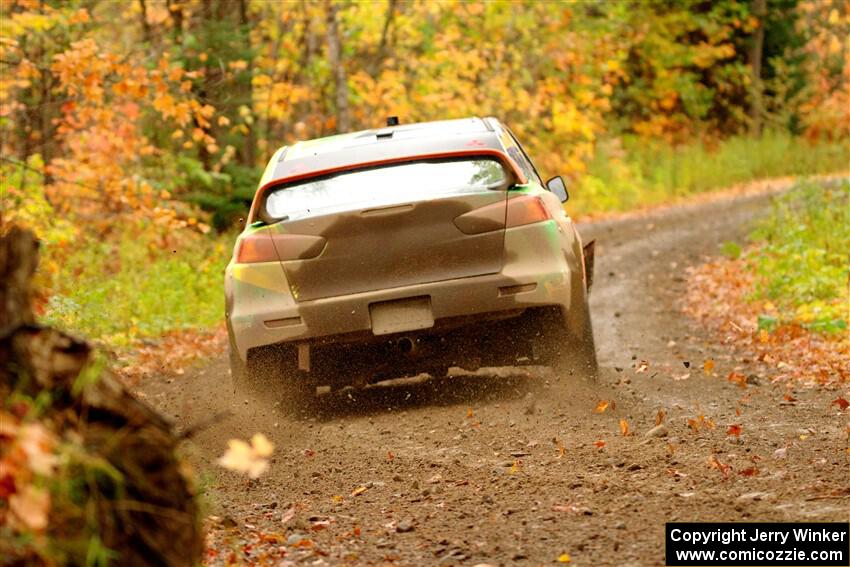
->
546, 176, 569, 203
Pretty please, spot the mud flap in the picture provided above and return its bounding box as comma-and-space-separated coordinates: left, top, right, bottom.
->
583, 239, 595, 292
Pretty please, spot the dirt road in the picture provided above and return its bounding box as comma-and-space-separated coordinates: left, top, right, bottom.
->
137, 189, 849, 566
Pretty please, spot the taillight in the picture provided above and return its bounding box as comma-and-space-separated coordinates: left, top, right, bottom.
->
271, 234, 327, 261
235, 232, 327, 263
454, 195, 551, 235
506, 195, 550, 228
235, 234, 279, 264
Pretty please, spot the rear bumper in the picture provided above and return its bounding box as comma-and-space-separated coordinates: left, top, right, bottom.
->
226, 222, 581, 361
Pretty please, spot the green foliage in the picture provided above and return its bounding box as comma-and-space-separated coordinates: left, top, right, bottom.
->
721, 241, 743, 259
573, 132, 850, 214
748, 180, 850, 333
42, 226, 231, 347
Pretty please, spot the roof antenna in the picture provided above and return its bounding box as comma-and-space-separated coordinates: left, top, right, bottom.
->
386, 116, 399, 127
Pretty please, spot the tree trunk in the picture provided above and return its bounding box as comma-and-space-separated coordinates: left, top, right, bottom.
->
0, 227, 203, 566
325, 2, 350, 133
238, 0, 256, 167
749, 0, 766, 137
138, 0, 152, 42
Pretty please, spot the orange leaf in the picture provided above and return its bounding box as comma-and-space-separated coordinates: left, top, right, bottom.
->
655, 409, 666, 426
619, 419, 630, 436
594, 400, 610, 413
703, 359, 715, 374
727, 372, 747, 388
726, 424, 742, 437
593, 440, 606, 449
708, 455, 731, 478
739, 467, 758, 477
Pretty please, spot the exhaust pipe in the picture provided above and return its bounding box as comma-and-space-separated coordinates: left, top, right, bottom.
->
397, 336, 417, 356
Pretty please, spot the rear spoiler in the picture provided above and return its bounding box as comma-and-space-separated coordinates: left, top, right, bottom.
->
583, 239, 595, 292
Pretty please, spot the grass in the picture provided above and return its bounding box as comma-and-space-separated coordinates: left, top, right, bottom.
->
41, 226, 231, 348
574, 131, 850, 214
746, 180, 849, 333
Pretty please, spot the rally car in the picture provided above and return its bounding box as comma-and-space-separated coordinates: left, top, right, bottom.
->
225, 117, 596, 404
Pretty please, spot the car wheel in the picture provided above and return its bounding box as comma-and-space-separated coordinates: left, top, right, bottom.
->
231, 343, 315, 413
535, 303, 598, 381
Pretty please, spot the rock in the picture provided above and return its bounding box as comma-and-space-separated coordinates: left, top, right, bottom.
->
286, 533, 307, 546
736, 491, 772, 503
645, 424, 669, 438
396, 519, 414, 533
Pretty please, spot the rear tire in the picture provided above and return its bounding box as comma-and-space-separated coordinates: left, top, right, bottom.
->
535, 302, 598, 382
229, 342, 315, 414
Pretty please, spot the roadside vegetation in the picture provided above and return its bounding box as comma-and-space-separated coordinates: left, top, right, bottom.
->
685, 180, 849, 384
750, 181, 849, 334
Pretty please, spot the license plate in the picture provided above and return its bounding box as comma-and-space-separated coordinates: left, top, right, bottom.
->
369, 296, 434, 336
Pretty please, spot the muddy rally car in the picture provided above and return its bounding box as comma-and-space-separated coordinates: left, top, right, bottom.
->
225, 117, 596, 404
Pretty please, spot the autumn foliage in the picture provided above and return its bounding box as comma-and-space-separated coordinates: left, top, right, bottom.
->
0, 0, 848, 348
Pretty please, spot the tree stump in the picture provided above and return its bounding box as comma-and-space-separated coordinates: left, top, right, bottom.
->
0, 226, 202, 566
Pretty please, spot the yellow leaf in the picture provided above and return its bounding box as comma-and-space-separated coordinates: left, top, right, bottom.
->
558, 553, 571, 563
332, 495, 344, 504
351, 486, 368, 496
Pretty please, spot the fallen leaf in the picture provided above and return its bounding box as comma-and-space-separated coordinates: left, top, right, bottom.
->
594, 400, 610, 413
553, 437, 566, 458
832, 397, 849, 411
708, 455, 731, 478
619, 419, 630, 436
558, 553, 572, 563
387, 451, 394, 461
655, 409, 666, 425
726, 424, 742, 437
281, 506, 296, 525
783, 393, 797, 403
635, 361, 649, 373
594, 440, 606, 449
218, 435, 274, 478
351, 486, 368, 497
332, 495, 344, 504
703, 359, 715, 374
466, 407, 474, 418
739, 467, 759, 477
727, 372, 748, 388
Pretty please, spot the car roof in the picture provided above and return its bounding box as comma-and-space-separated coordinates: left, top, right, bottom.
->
261, 116, 515, 188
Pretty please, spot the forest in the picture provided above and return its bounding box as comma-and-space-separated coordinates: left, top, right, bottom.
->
1, 1, 849, 565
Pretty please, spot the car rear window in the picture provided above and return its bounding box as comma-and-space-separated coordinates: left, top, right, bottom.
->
263, 158, 508, 222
